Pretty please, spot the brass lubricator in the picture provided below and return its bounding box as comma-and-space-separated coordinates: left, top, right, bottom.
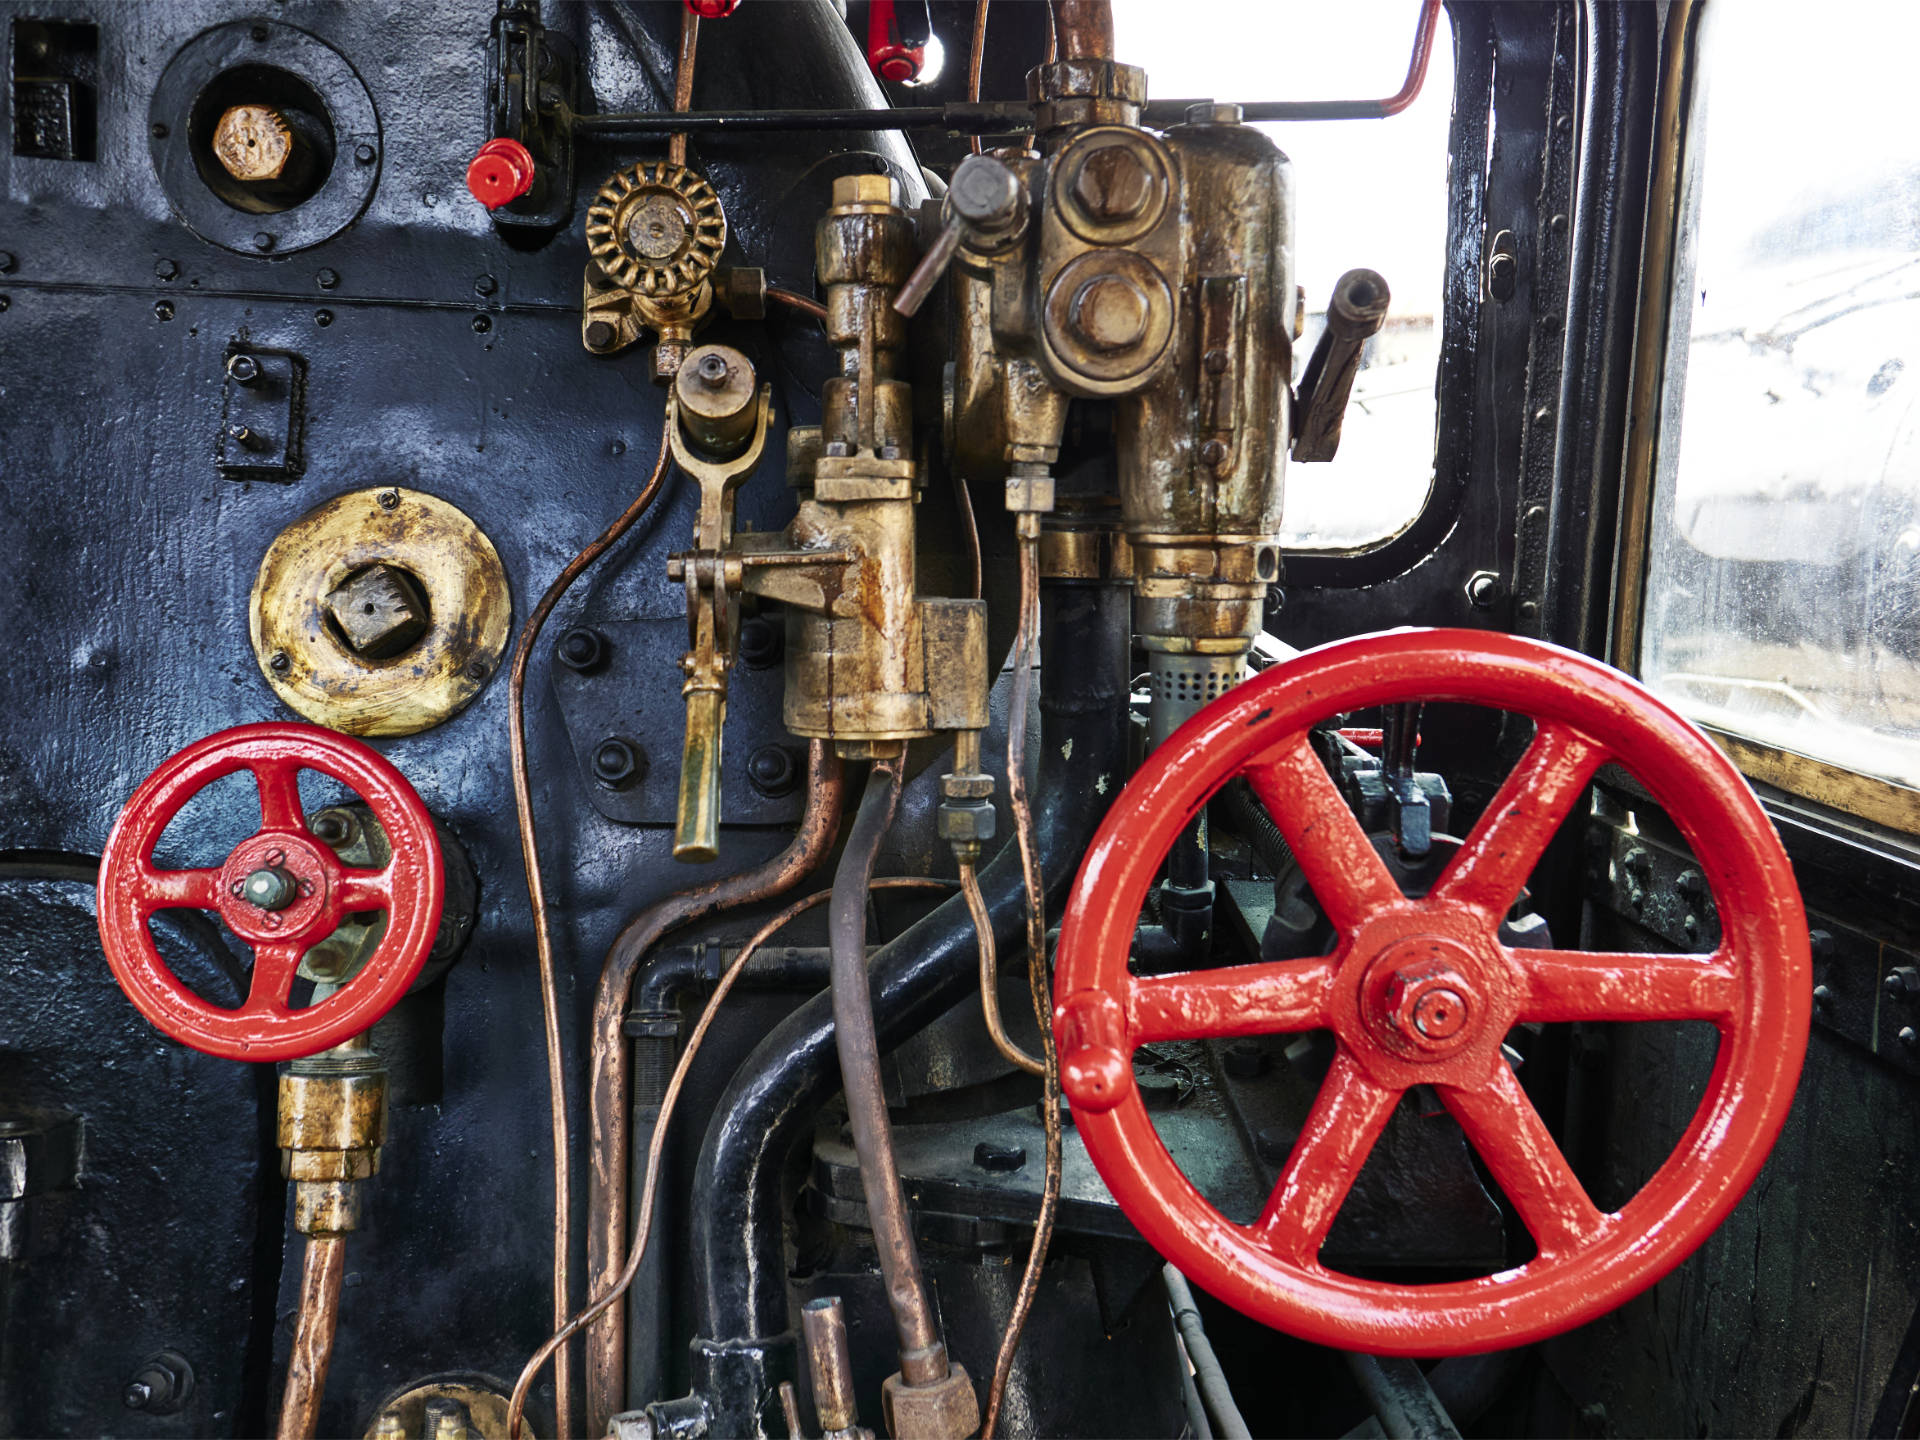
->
665, 173, 990, 861
582, 161, 726, 373
907, 61, 1387, 747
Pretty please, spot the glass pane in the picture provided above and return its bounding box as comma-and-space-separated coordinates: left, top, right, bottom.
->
1108, 0, 1452, 550
1641, 0, 1920, 791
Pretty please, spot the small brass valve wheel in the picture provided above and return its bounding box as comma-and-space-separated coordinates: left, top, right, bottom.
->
97, 722, 445, 1062
1055, 629, 1812, 1354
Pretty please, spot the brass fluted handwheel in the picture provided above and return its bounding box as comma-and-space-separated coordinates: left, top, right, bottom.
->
585, 162, 726, 297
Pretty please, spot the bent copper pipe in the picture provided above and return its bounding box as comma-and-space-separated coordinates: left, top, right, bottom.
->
276, 1234, 345, 1440
830, 761, 948, 1388
584, 740, 845, 1430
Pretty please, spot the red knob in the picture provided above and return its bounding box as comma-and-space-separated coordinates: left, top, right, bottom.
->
866, 0, 924, 84
466, 137, 537, 210
97, 723, 445, 1062
1055, 628, 1812, 1355
686, 0, 740, 17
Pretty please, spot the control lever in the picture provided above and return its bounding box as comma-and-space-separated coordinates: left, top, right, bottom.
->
892, 153, 1026, 318
1291, 267, 1391, 462
664, 345, 772, 862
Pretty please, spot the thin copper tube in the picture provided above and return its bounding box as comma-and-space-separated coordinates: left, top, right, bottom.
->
766, 285, 829, 322
967, 860, 1043, 1076
953, 468, 984, 600
967, 0, 990, 155
511, 425, 673, 1440
584, 743, 846, 1430
982, 532, 1062, 1439
668, 8, 699, 168
511, 877, 952, 1439
275, 1234, 345, 1440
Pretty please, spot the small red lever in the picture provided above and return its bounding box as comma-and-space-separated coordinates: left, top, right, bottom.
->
466, 137, 537, 210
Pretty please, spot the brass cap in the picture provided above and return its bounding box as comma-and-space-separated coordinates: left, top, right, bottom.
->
831, 173, 898, 209
212, 104, 294, 182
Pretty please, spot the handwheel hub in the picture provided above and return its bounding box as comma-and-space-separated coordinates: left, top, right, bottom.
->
218, 832, 332, 943
1362, 936, 1491, 1059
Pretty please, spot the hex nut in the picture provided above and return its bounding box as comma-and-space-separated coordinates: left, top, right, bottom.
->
882, 1363, 980, 1440
324, 564, 431, 660
936, 798, 996, 845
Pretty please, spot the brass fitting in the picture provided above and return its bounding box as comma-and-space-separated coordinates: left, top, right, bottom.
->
937, 730, 997, 866
212, 104, 294, 182
581, 161, 725, 368
278, 1033, 387, 1236
880, 1363, 980, 1440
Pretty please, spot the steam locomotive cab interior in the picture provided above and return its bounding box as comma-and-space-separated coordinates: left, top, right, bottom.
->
3, 1, 1913, 1437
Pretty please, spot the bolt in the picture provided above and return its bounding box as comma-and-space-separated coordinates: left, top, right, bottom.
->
1200, 439, 1227, 468
1203, 347, 1229, 376
377, 489, 400, 510
250, 23, 268, 41
1810, 928, 1833, 959
973, 1140, 1026, 1172
1466, 570, 1501, 608
227, 423, 267, 451
472, 314, 491, 333
1222, 1039, 1269, 1080
355, 142, 377, 164
1676, 868, 1708, 901
1622, 847, 1653, 884
1263, 588, 1284, 617
1903, 1026, 1919, 1050
696, 351, 730, 389
324, 563, 430, 659
124, 1381, 154, 1410
154, 300, 174, 321
316, 268, 339, 290
557, 627, 605, 672
593, 738, 642, 788
465, 659, 489, 680
1487, 250, 1518, 301
1813, 984, 1833, 1011
226, 353, 261, 385
0, 252, 15, 276
737, 615, 782, 669
154, 257, 177, 281
1070, 274, 1150, 352
151, 121, 169, 139
315, 309, 334, 327
1884, 967, 1920, 1001
1550, 212, 1569, 233
242, 866, 299, 911
253, 231, 276, 253
585, 319, 617, 350
949, 153, 1021, 229
269, 650, 291, 674
1411, 987, 1467, 1039
747, 744, 799, 797
1071, 143, 1154, 221
310, 810, 355, 847
475, 273, 498, 296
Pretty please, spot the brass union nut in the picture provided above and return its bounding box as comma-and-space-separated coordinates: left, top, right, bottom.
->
831, 173, 897, 209
881, 1365, 979, 1440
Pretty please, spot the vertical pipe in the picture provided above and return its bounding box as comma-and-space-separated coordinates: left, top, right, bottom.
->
276, 1235, 346, 1440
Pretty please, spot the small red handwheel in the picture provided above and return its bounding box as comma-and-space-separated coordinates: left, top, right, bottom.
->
98, 722, 444, 1062
1054, 629, 1811, 1354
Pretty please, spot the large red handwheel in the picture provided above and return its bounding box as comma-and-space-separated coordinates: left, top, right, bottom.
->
98, 722, 444, 1062
1054, 628, 1810, 1354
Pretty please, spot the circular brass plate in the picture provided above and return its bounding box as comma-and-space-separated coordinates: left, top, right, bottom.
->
251, 488, 509, 737
363, 1376, 531, 1440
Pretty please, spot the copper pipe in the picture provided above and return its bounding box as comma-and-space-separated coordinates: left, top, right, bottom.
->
1050, 0, 1113, 61
276, 1234, 345, 1440
767, 285, 828, 322
968, 860, 1043, 1076
967, 0, 990, 155
512, 878, 951, 1439
802, 1296, 861, 1433
510, 425, 673, 1440
669, 8, 699, 168
953, 469, 984, 601
584, 742, 846, 1429
832, 760, 948, 1387
982, 529, 1063, 1439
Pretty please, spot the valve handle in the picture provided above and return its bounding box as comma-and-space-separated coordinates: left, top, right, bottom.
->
98, 723, 444, 1062
467, 137, 537, 210
1054, 629, 1811, 1355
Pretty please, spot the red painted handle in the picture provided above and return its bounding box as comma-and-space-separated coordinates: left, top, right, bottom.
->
467, 137, 537, 210
1055, 628, 1811, 1354
97, 723, 444, 1062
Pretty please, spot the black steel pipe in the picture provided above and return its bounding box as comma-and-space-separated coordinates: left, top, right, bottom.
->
685, 578, 1130, 1361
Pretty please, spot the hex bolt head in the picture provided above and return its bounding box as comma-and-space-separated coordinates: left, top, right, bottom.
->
1222, 1039, 1269, 1079
747, 744, 798, 797
253, 231, 276, 253
474, 273, 498, 296
556, 627, 605, 672
973, 1140, 1026, 1172
324, 564, 430, 659
949, 153, 1021, 229
593, 738, 643, 788
1071, 143, 1153, 221
315, 268, 340, 290
310, 809, 356, 847
1885, 966, 1920, 1001
737, 615, 782, 669
154, 258, 178, 280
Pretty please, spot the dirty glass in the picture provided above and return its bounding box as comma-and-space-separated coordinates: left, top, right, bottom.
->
1108, 0, 1453, 550
1640, 1, 1920, 793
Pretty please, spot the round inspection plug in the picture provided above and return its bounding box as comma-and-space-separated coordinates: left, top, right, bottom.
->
747, 744, 798, 798
593, 738, 644, 789
557, 627, 606, 673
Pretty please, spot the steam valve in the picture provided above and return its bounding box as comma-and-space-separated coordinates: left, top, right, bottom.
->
466, 137, 536, 210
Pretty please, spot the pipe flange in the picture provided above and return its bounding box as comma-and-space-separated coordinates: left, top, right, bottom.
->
585, 162, 726, 297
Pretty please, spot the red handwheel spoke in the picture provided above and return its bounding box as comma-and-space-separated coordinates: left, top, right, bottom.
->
1130, 955, 1339, 1045
252, 760, 307, 833
336, 867, 396, 911
132, 865, 226, 911
1253, 1051, 1401, 1263
1517, 948, 1738, 1024
1430, 721, 1607, 920
1441, 1062, 1604, 1257
242, 939, 308, 1015
1244, 734, 1403, 934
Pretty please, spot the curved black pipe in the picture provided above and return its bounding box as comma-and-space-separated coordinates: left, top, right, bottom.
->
686, 578, 1130, 1354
